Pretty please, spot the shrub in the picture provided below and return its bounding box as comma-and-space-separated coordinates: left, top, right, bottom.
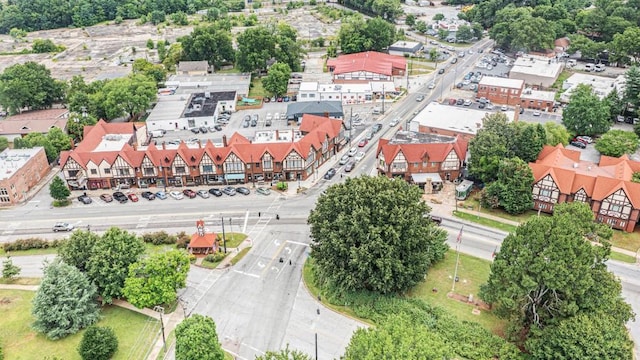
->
141, 231, 177, 245
176, 231, 190, 249
188, 254, 197, 263
3, 238, 65, 252
276, 181, 288, 191
204, 252, 226, 263
77, 326, 118, 360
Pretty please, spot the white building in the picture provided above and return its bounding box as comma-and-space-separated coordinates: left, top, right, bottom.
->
561, 73, 625, 103
509, 55, 563, 88
297, 81, 395, 105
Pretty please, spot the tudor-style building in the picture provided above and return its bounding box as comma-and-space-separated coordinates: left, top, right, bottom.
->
530, 144, 640, 232
59, 115, 345, 190
376, 133, 468, 189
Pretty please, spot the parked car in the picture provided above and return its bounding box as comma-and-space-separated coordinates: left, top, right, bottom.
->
155, 191, 167, 200
451, 58, 458, 64
100, 194, 113, 203
348, 147, 358, 157
141, 191, 156, 200
222, 186, 237, 196
428, 82, 435, 89
214, 125, 223, 131
113, 191, 128, 203
208, 188, 223, 197
486, 103, 494, 110
344, 160, 356, 172
197, 189, 210, 198
199, 126, 208, 133
190, 127, 200, 134
456, 98, 464, 105
426, 215, 443, 226
478, 103, 486, 109
78, 194, 92, 204
448, 98, 457, 105
354, 151, 365, 162
339, 155, 350, 165
463, 100, 472, 106
372, 123, 383, 133
358, 139, 368, 147
501, 105, 508, 111
183, 189, 197, 198
237, 186, 251, 195
533, 110, 541, 116
265, 118, 272, 127
169, 191, 184, 200
128, 193, 139, 202
519, 107, 525, 114
576, 136, 594, 144
53, 222, 74, 232
365, 131, 374, 140
390, 118, 400, 127
324, 168, 337, 180
570, 140, 587, 149
256, 187, 271, 196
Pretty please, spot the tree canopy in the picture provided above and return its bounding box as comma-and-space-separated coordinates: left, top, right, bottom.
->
0, 62, 64, 114
101, 74, 157, 120
236, 23, 305, 73
255, 345, 312, 360
175, 314, 225, 360
86, 227, 145, 304
594, 129, 640, 157
543, 122, 570, 146
179, 24, 235, 70
340, 0, 402, 21
480, 202, 632, 342
77, 326, 119, 360
338, 16, 396, 54
123, 250, 190, 309
32, 260, 100, 340
262, 62, 291, 97
562, 84, 611, 136
49, 176, 71, 201
308, 176, 448, 294
58, 230, 100, 273
481, 157, 534, 215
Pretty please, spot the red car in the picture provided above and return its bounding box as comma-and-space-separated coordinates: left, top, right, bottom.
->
183, 189, 197, 198
127, 193, 139, 202
358, 139, 368, 147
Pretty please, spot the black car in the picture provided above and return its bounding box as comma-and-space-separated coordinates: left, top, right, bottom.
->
456, 98, 464, 105
570, 140, 587, 149
208, 188, 223, 197
78, 194, 92, 204
236, 187, 251, 195
372, 123, 383, 133
214, 125, 223, 131
324, 168, 337, 180
113, 191, 128, 203
199, 126, 208, 133
141, 191, 156, 200
438, 68, 445, 74
190, 127, 200, 134
478, 103, 486, 109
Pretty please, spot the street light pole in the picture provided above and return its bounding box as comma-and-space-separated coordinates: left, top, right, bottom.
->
349, 107, 353, 147
381, 83, 385, 114
221, 216, 227, 253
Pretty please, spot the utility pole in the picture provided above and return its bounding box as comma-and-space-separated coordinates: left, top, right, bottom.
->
221, 216, 227, 253
349, 107, 353, 147
153, 306, 166, 352
381, 83, 385, 114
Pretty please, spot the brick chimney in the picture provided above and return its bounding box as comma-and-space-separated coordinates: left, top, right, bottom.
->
162, 141, 166, 150
133, 143, 137, 151
222, 135, 228, 147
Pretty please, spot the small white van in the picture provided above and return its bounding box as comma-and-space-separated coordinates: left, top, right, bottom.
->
585, 63, 595, 72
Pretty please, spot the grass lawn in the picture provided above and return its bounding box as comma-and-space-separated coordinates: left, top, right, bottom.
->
609, 251, 636, 263
0, 278, 40, 285
453, 210, 518, 233
230, 247, 251, 265
461, 196, 548, 223
220, 232, 248, 249
200, 252, 230, 269
611, 231, 640, 252
407, 250, 506, 335
144, 243, 180, 255
0, 290, 160, 360
0, 247, 58, 257
248, 76, 268, 98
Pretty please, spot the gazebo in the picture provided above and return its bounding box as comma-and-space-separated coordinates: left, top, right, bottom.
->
187, 220, 218, 255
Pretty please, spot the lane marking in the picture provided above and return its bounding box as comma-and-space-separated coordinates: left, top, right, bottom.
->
233, 270, 260, 278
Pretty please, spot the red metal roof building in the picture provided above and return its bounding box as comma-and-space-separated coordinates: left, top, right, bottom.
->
530, 144, 640, 232
326, 51, 407, 83
188, 220, 218, 255
60, 115, 346, 190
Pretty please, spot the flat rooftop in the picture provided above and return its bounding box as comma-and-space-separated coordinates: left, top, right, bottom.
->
561, 73, 625, 100
521, 89, 556, 102
94, 134, 133, 152
413, 102, 514, 135
390, 131, 457, 144
479, 76, 524, 89
510, 56, 563, 78
0, 147, 43, 180
166, 73, 251, 96
253, 129, 304, 144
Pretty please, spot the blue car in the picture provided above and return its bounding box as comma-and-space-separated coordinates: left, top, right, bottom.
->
155, 191, 168, 200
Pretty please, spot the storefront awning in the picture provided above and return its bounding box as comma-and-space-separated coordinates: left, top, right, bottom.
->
225, 173, 246, 180
411, 173, 443, 184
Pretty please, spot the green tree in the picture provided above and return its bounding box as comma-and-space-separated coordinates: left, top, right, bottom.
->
49, 176, 70, 202
262, 62, 291, 97
58, 230, 99, 273
594, 129, 639, 157
405, 14, 416, 27
101, 74, 156, 120
77, 326, 118, 360
163, 43, 183, 72
32, 39, 63, 53
526, 313, 633, 360
123, 250, 190, 309
255, 345, 312, 360
611, 26, 640, 64
236, 26, 277, 73
562, 84, 611, 136
9, 28, 26, 42
0, 62, 64, 114
480, 202, 632, 339
66, 113, 98, 141
543, 122, 570, 146
471, 23, 484, 39
132, 59, 167, 86
171, 12, 189, 26
308, 176, 448, 294
482, 157, 534, 215
0, 136, 8, 152
32, 260, 100, 340
175, 314, 225, 360
150, 10, 166, 25
623, 66, 640, 109
338, 16, 396, 54
14, 132, 56, 162
87, 227, 145, 304
179, 25, 235, 71
456, 25, 473, 42
437, 29, 449, 40
1, 256, 20, 280
47, 127, 72, 155
604, 88, 624, 121
343, 314, 453, 360
433, 13, 445, 21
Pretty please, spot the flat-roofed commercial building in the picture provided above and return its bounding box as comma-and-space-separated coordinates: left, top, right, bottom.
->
477, 77, 525, 106
0, 147, 49, 206
509, 55, 563, 88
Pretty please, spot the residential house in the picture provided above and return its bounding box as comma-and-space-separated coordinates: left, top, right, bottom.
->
0, 109, 69, 142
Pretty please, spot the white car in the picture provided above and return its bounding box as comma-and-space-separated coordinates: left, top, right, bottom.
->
389, 118, 399, 127
348, 148, 358, 157
354, 152, 365, 162
486, 103, 494, 110
533, 110, 541, 116
53, 222, 74, 232
266, 113, 273, 121
501, 105, 508, 111
169, 191, 184, 200
339, 154, 350, 165
197, 189, 210, 198
428, 82, 435, 89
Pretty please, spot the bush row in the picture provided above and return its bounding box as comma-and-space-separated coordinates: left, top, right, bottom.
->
3, 238, 66, 252
140, 230, 190, 248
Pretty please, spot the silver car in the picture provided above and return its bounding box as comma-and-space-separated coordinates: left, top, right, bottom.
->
53, 222, 74, 232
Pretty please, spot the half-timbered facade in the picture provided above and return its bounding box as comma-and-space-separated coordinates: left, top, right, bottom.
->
376, 135, 468, 189
529, 144, 640, 232
60, 115, 345, 190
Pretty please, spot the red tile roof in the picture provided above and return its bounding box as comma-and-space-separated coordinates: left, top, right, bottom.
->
189, 232, 217, 249
326, 51, 406, 76
376, 136, 468, 164
531, 144, 640, 207
0, 108, 69, 135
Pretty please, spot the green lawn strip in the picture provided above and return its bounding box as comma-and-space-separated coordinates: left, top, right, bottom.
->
200, 253, 230, 269
611, 231, 640, 253
407, 250, 506, 335
0, 290, 159, 360
248, 77, 268, 98
0, 277, 40, 285
220, 233, 248, 249
453, 210, 518, 233
461, 197, 547, 223
230, 247, 251, 265
144, 243, 180, 255
0, 247, 58, 257
153, 329, 175, 360
302, 260, 371, 323
609, 251, 636, 263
